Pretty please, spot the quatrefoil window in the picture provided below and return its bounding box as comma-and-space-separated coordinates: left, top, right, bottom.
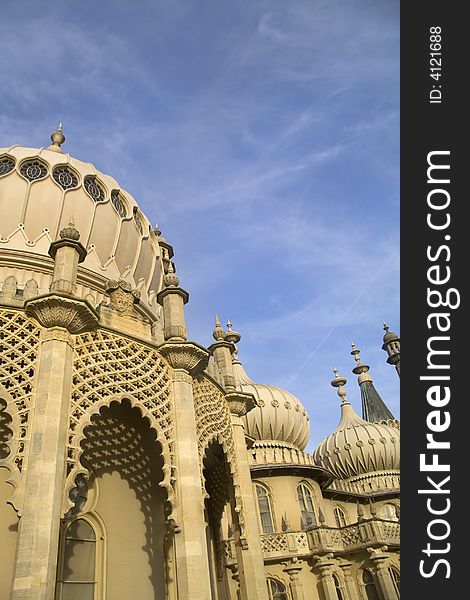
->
111, 190, 127, 218
0, 156, 15, 176
84, 177, 105, 202
53, 166, 79, 190
19, 159, 48, 182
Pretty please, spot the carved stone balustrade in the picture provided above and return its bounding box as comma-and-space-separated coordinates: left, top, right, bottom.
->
222, 519, 400, 564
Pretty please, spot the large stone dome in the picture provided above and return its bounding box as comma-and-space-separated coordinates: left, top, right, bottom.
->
0, 137, 163, 318
313, 398, 400, 480
232, 353, 310, 451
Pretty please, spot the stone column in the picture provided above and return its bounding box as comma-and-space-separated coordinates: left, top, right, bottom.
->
284, 559, 305, 600
226, 391, 269, 600
339, 560, 360, 600
11, 225, 97, 600
313, 555, 338, 600
156, 262, 189, 342
367, 547, 399, 600
159, 342, 213, 600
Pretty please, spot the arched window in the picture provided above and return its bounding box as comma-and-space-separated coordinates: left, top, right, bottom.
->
332, 574, 345, 600
56, 518, 97, 599
267, 578, 289, 600
256, 483, 274, 533
334, 506, 347, 528
297, 482, 316, 529
389, 567, 400, 596
362, 569, 380, 600
382, 503, 398, 521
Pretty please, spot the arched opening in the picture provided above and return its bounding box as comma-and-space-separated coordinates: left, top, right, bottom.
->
55, 518, 97, 599
0, 396, 17, 600
267, 577, 289, 600
334, 507, 347, 528
297, 482, 316, 529
332, 573, 344, 600
61, 399, 167, 600
255, 482, 275, 533
382, 503, 399, 521
203, 442, 232, 600
362, 569, 380, 600
389, 566, 400, 597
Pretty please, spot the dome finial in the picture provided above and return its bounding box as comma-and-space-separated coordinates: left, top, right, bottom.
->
47, 123, 65, 153
225, 319, 241, 344
331, 369, 348, 404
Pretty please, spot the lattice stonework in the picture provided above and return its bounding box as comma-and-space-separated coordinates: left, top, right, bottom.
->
67, 329, 175, 519
192, 378, 247, 541
0, 309, 41, 473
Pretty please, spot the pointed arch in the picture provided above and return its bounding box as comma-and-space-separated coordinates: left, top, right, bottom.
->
193, 376, 248, 543
63, 393, 176, 526
0, 384, 23, 510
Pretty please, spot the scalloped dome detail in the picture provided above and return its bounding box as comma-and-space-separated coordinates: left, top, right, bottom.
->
0, 145, 164, 316
312, 400, 400, 480
233, 356, 310, 450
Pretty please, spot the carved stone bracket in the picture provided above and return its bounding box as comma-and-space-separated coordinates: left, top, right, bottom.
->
24, 293, 98, 333
224, 390, 257, 417
159, 342, 209, 375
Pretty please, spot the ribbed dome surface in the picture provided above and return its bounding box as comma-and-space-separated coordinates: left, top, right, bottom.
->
233, 357, 310, 450
313, 400, 400, 480
0, 145, 163, 315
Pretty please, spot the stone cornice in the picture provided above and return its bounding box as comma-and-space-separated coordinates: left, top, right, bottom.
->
159, 341, 209, 375
156, 286, 189, 306
48, 238, 87, 263
207, 340, 234, 354
24, 293, 98, 334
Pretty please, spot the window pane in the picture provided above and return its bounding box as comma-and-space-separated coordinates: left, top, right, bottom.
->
62, 583, 95, 600
67, 519, 95, 541
63, 540, 95, 582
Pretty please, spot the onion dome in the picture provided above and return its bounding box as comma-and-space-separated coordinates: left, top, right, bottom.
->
382, 322, 401, 375
313, 370, 399, 481
232, 349, 310, 450
0, 129, 164, 318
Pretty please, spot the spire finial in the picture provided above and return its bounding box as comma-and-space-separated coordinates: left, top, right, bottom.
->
48, 123, 65, 153
383, 320, 389, 333
212, 315, 226, 341
350, 342, 372, 380
163, 261, 179, 287
351, 342, 361, 366
224, 319, 241, 344
331, 368, 348, 404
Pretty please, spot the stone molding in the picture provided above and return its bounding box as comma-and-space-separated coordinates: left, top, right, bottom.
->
41, 327, 74, 348
159, 342, 209, 375
24, 293, 98, 333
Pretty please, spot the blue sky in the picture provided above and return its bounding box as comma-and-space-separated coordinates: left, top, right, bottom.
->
1, 0, 399, 450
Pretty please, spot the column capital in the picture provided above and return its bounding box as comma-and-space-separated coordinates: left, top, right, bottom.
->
225, 390, 256, 417
24, 293, 98, 334
159, 341, 209, 375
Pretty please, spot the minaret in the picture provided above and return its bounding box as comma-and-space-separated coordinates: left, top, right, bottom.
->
382, 322, 400, 377
351, 343, 395, 422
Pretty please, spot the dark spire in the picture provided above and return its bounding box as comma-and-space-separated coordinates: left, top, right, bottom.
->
351, 343, 395, 422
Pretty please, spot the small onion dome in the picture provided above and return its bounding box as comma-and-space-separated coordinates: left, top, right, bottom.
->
212, 315, 226, 341
233, 351, 310, 450
312, 370, 399, 480
383, 321, 399, 344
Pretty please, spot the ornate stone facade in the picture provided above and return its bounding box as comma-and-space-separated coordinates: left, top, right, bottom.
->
0, 133, 399, 600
